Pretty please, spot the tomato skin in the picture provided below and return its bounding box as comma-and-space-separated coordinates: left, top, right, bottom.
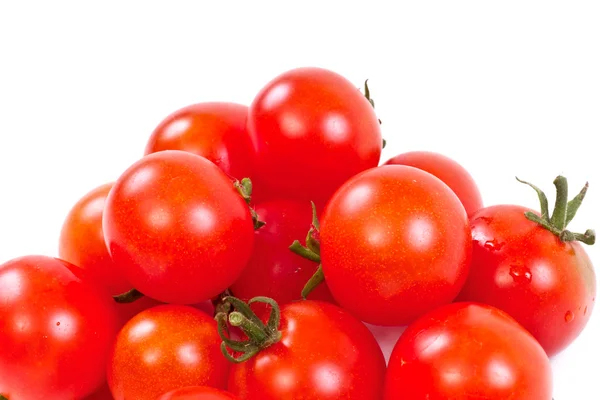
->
384, 151, 484, 216
227, 301, 386, 400
384, 302, 553, 399
457, 204, 596, 356
230, 200, 334, 308
248, 67, 382, 203
158, 386, 240, 400
320, 165, 472, 326
145, 102, 254, 182
0, 255, 119, 400
108, 305, 229, 400
84, 383, 113, 400
103, 150, 255, 304
59, 182, 131, 295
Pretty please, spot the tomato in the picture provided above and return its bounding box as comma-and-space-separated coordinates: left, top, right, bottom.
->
384, 151, 483, 216
225, 299, 386, 399
108, 305, 229, 400
103, 150, 255, 304
158, 386, 240, 400
230, 200, 334, 310
84, 384, 113, 400
320, 165, 472, 326
145, 102, 254, 182
0, 256, 119, 400
457, 178, 596, 356
248, 67, 382, 204
384, 302, 553, 399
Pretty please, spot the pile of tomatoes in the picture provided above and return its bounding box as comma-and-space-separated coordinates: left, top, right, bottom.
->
0, 67, 596, 400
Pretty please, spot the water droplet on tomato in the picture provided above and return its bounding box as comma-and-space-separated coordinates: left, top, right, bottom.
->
565, 311, 574, 323
483, 239, 504, 251
509, 264, 532, 283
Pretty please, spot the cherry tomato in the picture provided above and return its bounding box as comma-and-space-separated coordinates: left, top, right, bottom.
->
248, 67, 382, 204
457, 202, 596, 356
84, 384, 113, 400
320, 165, 472, 326
0, 255, 119, 400
227, 300, 386, 399
384, 151, 484, 216
103, 150, 255, 304
158, 386, 240, 400
384, 302, 553, 399
108, 305, 229, 400
145, 102, 254, 182
230, 200, 334, 309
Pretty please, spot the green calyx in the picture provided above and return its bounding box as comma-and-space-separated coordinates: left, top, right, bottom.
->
1, 394, 8, 400
113, 288, 145, 303
362, 79, 386, 149
215, 296, 282, 364
517, 176, 595, 245
289, 201, 325, 299
234, 177, 265, 230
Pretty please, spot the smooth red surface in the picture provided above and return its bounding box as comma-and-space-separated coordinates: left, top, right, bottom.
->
384, 151, 484, 216
228, 301, 386, 399
248, 67, 382, 204
84, 383, 113, 400
108, 305, 229, 400
320, 165, 472, 326
230, 199, 334, 308
384, 302, 553, 399
158, 386, 240, 400
0, 256, 119, 400
457, 205, 597, 356
103, 150, 255, 304
145, 102, 254, 182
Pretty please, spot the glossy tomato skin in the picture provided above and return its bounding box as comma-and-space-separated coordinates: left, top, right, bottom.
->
158, 386, 240, 400
84, 383, 113, 400
320, 165, 472, 326
103, 150, 255, 304
384, 151, 484, 216
457, 204, 596, 356
108, 305, 229, 400
230, 200, 334, 309
228, 301, 386, 400
59, 182, 130, 295
0, 256, 119, 400
145, 102, 254, 182
384, 302, 553, 399
248, 67, 382, 204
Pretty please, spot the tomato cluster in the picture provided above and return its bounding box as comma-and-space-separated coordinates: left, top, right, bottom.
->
0, 67, 595, 399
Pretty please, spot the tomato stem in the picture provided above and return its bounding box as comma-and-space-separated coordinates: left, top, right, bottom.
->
301, 264, 325, 299
233, 177, 265, 230
0, 394, 8, 400
362, 79, 386, 148
113, 288, 145, 303
518, 176, 595, 245
290, 240, 321, 263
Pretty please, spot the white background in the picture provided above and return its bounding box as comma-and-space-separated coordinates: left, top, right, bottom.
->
1, 1, 598, 399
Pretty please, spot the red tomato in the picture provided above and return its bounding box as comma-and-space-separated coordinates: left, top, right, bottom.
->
384, 151, 484, 216
248, 67, 382, 204
457, 204, 596, 356
108, 305, 229, 400
145, 102, 254, 182
0, 256, 119, 400
384, 302, 553, 399
320, 165, 472, 326
158, 386, 239, 400
84, 384, 113, 400
103, 150, 255, 304
227, 300, 386, 399
230, 199, 334, 309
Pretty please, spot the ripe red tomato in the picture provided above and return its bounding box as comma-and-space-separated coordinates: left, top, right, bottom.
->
59, 182, 129, 295
384, 151, 484, 216
103, 150, 255, 304
108, 305, 229, 400
84, 384, 113, 400
226, 300, 386, 399
248, 67, 382, 204
384, 302, 553, 399
320, 165, 472, 326
158, 386, 240, 400
230, 199, 334, 309
457, 203, 596, 356
0, 256, 119, 400
145, 102, 254, 182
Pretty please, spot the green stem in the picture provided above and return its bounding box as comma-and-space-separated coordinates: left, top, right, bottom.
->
113, 288, 144, 304
301, 264, 325, 299
550, 176, 569, 230
566, 182, 589, 226
289, 240, 321, 263
1, 394, 8, 400
229, 312, 269, 344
